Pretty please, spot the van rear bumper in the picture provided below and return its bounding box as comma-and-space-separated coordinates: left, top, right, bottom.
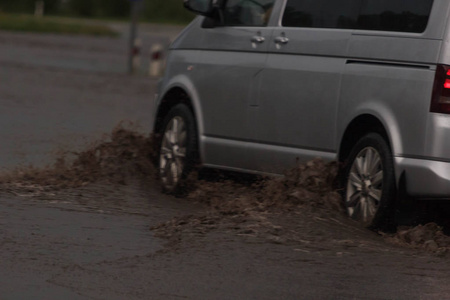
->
396, 157, 450, 199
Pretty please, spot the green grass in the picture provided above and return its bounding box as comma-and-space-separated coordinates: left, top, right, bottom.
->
0, 14, 118, 37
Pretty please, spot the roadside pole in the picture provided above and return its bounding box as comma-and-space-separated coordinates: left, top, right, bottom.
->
34, 0, 44, 17
128, 0, 143, 74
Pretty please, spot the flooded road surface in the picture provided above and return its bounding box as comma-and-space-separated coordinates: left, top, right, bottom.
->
1, 27, 450, 299
0, 58, 156, 170
0, 185, 164, 299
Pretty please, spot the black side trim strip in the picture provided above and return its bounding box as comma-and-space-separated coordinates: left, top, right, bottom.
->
204, 134, 335, 154
346, 60, 431, 70
399, 154, 450, 164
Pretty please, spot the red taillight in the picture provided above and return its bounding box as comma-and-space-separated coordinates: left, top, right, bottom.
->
445, 79, 450, 89
430, 64, 450, 114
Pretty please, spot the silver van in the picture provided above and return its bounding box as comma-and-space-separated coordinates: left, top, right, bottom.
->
153, 0, 450, 228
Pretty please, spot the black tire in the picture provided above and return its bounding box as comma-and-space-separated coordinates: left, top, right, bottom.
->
341, 133, 396, 230
158, 104, 198, 194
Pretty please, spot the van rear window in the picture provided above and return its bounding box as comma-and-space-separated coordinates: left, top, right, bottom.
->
282, 0, 434, 33
358, 0, 434, 33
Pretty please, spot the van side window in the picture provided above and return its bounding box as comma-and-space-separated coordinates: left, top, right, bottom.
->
358, 0, 434, 33
223, 0, 276, 27
282, 0, 434, 33
282, 0, 360, 29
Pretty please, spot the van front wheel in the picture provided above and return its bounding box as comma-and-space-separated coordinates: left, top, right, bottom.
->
158, 104, 198, 194
342, 133, 396, 230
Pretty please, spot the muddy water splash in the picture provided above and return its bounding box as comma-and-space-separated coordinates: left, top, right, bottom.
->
187, 158, 342, 213
0, 125, 449, 254
153, 159, 345, 244
155, 159, 450, 255
383, 223, 450, 255
0, 125, 156, 196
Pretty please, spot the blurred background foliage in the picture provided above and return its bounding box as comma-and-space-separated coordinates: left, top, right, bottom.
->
0, 0, 195, 23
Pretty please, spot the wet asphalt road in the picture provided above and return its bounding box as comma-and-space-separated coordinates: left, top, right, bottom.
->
1, 24, 450, 299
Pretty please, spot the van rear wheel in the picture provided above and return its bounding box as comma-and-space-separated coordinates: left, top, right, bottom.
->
342, 133, 396, 230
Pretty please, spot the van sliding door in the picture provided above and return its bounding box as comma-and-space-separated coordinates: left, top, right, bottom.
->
251, 0, 360, 173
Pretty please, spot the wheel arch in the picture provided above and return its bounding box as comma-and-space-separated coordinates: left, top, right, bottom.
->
153, 77, 205, 164
154, 76, 204, 134
154, 87, 195, 134
338, 114, 393, 164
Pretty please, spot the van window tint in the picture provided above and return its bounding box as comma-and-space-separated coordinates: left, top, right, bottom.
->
282, 0, 434, 33
358, 0, 434, 33
282, 0, 360, 29
223, 0, 276, 27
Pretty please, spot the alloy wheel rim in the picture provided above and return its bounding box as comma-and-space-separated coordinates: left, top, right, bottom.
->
345, 147, 383, 225
159, 116, 187, 190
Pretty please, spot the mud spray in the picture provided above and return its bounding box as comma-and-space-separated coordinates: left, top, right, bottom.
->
2, 124, 450, 254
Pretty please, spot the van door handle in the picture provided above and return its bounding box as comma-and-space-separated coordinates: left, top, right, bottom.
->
251, 36, 266, 44
274, 36, 289, 45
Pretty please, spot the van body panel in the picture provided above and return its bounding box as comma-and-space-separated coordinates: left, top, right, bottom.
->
425, 114, 450, 159
155, 49, 208, 164
425, 0, 450, 40
268, 28, 351, 57
170, 17, 205, 50
155, 0, 450, 200
201, 136, 252, 171
396, 157, 450, 197
347, 35, 441, 65
180, 22, 273, 170
252, 28, 352, 170
244, 138, 336, 174
436, 3, 450, 65
256, 54, 342, 149
338, 62, 436, 158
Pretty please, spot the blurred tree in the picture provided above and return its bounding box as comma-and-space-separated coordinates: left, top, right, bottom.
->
98, 0, 129, 18
0, 0, 31, 13
0, 0, 61, 14
142, 0, 194, 23
43, 0, 61, 14
66, 0, 129, 18
66, 0, 95, 17
0, 0, 194, 23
